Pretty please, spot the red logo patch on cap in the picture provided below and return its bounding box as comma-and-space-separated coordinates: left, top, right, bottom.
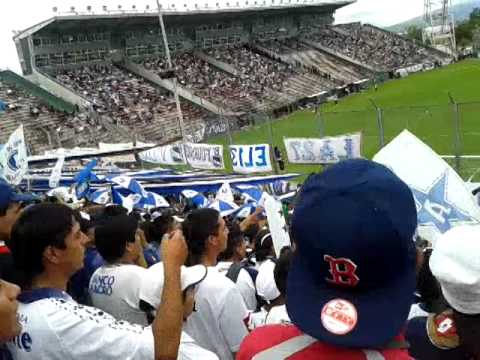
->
321, 299, 358, 335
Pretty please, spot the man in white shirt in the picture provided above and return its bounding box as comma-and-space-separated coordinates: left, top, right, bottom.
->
89, 214, 149, 325
216, 223, 257, 311
182, 208, 250, 360
6, 203, 190, 360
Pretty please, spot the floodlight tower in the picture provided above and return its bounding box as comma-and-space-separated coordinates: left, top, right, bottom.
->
423, 0, 457, 56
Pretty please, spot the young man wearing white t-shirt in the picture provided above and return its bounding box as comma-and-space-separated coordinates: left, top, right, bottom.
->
6, 203, 191, 360
89, 214, 149, 325
182, 208, 250, 360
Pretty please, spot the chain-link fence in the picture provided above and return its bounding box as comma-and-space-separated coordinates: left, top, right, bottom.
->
203, 101, 480, 181
319, 102, 480, 181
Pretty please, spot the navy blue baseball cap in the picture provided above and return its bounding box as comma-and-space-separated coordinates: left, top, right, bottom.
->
287, 159, 417, 348
0, 178, 37, 209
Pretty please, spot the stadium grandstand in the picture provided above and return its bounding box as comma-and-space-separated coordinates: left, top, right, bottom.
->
0, 0, 453, 155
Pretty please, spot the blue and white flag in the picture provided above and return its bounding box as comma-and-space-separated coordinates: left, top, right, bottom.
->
230, 144, 272, 174
235, 184, 263, 203
207, 199, 239, 217
216, 182, 234, 203
74, 159, 98, 199
235, 203, 257, 219
374, 130, 480, 243
182, 190, 208, 208
49, 155, 65, 189
0, 125, 28, 185
106, 175, 148, 198
111, 188, 139, 213
88, 188, 111, 205
136, 192, 170, 209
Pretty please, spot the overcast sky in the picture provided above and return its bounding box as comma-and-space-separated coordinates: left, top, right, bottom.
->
0, 0, 428, 74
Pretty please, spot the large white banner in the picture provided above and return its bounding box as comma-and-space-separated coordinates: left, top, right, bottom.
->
284, 133, 362, 164
230, 144, 272, 174
263, 193, 291, 257
373, 130, 480, 243
184, 143, 224, 170
139, 144, 187, 165
0, 126, 28, 185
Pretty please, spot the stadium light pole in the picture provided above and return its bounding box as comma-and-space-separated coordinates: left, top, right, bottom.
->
156, 0, 187, 143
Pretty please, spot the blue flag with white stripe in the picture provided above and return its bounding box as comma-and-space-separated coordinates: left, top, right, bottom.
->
74, 160, 98, 199
207, 199, 239, 217
106, 175, 148, 198
235, 184, 263, 203
182, 190, 208, 208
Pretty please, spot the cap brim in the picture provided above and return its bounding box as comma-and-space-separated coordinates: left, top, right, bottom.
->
286, 253, 415, 348
181, 265, 207, 291
11, 193, 38, 203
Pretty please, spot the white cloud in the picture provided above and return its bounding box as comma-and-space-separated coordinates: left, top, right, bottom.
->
335, 0, 424, 27
0, 0, 425, 73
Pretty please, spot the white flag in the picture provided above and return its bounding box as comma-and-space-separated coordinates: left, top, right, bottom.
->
373, 130, 480, 243
49, 155, 65, 189
216, 182, 234, 203
0, 125, 28, 185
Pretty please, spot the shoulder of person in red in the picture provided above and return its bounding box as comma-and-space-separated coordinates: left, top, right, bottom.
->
236, 324, 411, 360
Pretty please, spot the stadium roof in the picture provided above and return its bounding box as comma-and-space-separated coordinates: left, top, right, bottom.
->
14, 0, 353, 40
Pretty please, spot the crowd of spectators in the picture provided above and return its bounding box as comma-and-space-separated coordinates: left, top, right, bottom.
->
205, 46, 296, 93
0, 82, 100, 153
142, 53, 266, 112
304, 24, 434, 72
3, 158, 480, 359
55, 65, 210, 142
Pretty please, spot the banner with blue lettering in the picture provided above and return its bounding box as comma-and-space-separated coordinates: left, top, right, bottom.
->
230, 144, 272, 174
184, 143, 224, 170
373, 130, 480, 243
283, 133, 362, 164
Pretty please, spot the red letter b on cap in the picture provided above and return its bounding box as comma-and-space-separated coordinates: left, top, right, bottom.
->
324, 255, 360, 287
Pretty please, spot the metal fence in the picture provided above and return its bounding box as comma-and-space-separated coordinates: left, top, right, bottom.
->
208, 100, 480, 181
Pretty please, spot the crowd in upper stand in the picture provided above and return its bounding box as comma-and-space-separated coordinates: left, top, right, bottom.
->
304, 24, 436, 71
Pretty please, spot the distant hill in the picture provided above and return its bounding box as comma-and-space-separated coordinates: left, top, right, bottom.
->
387, 0, 480, 32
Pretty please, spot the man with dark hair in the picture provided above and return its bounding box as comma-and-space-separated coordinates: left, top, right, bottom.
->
143, 208, 176, 267
182, 208, 249, 360
0, 179, 35, 284
6, 202, 190, 360
238, 159, 418, 359
217, 223, 257, 311
89, 214, 148, 325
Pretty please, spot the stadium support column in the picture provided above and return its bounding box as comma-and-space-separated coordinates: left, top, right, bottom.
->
448, 92, 462, 172
369, 98, 385, 149
156, 0, 187, 143
266, 112, 279, 175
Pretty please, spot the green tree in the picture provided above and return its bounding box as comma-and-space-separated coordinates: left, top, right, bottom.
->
406, 25, 423, 43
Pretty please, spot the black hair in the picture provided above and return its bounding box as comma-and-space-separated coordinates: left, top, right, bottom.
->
416, 248, 446, 313
103, 205, 128, 217
452, 310, 480, 357
147, 208, 175, 243
9, 203, 76, 287
254, 228, 274, 262
95, 214, 138, 263
218, 223, 244, 261
274, 247, 293, 296
182, 208, 220, 266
